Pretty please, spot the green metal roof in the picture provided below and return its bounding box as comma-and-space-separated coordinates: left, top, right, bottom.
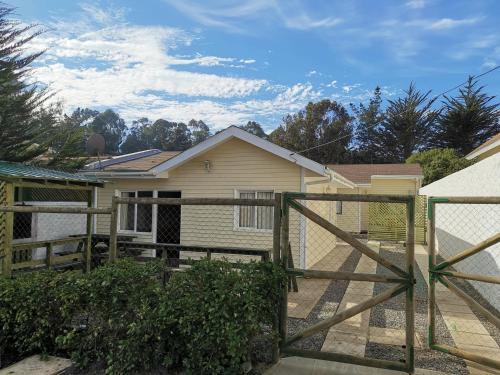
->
0, 161, 103, 187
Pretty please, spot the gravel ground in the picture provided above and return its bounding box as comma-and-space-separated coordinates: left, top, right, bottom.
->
287, 249, 362, 351
368, 244, 469, 375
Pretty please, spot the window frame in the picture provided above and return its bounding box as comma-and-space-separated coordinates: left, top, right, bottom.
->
233, 189, 274, 232
117, 190, 154, 234
336, 200, 343, 215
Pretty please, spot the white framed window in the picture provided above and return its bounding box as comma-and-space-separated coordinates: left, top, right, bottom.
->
118, 190, 153, 233
236, 190, 274, 231
336, 201, 343, 215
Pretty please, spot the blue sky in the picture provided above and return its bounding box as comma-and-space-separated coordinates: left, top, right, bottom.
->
11, 0, 500, 132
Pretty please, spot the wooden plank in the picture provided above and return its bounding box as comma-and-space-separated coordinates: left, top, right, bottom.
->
405, 197, 416, 373
0, 205, 112, 214
436, 270, 500, 285
52, 253, 83, 265
85, 190, 92, 272
284, 192, 412, 204
434, 197, 500, 205
11, 258, 46, 270
434, 232, 500, 271
0, 355, 72, 375
431, 344, 500, 371
46, 243, 53, 269
287, 243, 298, 292
12, 236, 87, 249
287, 268, 407, 283
282, 347, 409, 373
279, 195, 289, 351
109, 196, 118, 262
115, 197, 276, 206
285, 283, 407, 345
272, 193, 281, 265
2, 182, 14, 277
437, 275, 500, 331
288, 199, 407, 278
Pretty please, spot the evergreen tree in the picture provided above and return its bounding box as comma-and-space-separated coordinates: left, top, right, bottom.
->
434, 77, 500, 155
88, 109, 126, 154
379, 83, 439, 162
269, 100, 353, 164
350, 86, 385, 163
120, 118, 151, 153
240, 121, 267, 138
0, 5, 56, 162
188, 119, 210, 145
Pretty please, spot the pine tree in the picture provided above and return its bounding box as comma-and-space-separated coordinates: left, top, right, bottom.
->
350, 86, 385, 163
0, 5, 56, 162
434, 76, 500, 155
379, 83, 439, 162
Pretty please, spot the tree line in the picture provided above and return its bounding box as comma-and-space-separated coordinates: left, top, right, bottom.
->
1, 4, 499, 184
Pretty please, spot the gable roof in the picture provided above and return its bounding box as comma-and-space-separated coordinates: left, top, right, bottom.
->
85, 150, 180, 172
327, 163, 423, 184
152, 126, 329, 176
466, 132, 500, 160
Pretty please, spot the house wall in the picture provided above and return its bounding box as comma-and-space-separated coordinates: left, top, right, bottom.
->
95, 138, 306, 265
420, 153, 500, 311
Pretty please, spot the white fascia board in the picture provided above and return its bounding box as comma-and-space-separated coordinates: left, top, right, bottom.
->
80, 171, 157, 179
371, 175, 423, 180
151, 126, 329, 176
466, 138, 500, 160
325, 168, 356, 189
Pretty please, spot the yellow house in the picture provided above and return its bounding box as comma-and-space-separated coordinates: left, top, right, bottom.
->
466, 132, 500, 161
82, 126, 422, 269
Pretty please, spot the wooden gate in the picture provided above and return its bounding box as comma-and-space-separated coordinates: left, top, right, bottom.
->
278, 193, 416, 373
428, 196, 500, 372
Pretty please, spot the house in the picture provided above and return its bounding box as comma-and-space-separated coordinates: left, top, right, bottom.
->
466, 132, 500, 161
420, 135, 500, 310
82, 126, 422, 268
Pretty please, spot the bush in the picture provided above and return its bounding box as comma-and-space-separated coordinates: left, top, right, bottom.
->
0, 258, 285, 375
161, 260, 285, 374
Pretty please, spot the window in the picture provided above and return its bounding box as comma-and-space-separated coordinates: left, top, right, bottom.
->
237, 191, 274, 230
336, 201, 343, 215
119, 191, 153, 232
13, 211, 33, 240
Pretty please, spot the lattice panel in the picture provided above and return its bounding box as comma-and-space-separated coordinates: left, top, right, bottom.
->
0, 181, 6, 264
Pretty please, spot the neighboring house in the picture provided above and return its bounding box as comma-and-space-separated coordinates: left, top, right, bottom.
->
82, 126, 422, 268
420, 148, 500, 310
466, 132, 500, 161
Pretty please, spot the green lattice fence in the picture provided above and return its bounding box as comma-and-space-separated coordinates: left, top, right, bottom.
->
368, 195, 426, 244
0, 181, 6, 274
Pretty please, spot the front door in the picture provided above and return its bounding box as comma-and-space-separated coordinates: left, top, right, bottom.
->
156, 191, 181, 244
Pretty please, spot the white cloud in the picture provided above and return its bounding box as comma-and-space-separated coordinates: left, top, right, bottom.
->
424, 17, 481, 30
406, 0, 426, 9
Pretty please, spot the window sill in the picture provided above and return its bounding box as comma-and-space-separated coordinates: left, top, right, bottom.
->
118, 230, 152, 235
233, 227, 273, 234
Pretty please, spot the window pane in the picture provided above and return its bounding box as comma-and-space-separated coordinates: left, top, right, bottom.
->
137, 191, 153, 232
257, 192, 273, 229
239, 192, 255, 228
120, 192, 135, 230
336, 201, 343, 215
13, 211, 32, 240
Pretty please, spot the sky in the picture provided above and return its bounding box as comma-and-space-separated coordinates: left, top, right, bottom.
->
11, 0, 500, 132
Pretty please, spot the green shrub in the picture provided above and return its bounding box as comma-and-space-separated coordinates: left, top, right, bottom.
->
161, 259, 285, 374
0, 258, 285, 375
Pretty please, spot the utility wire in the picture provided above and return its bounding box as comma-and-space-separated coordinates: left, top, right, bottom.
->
291, 65, 500, 156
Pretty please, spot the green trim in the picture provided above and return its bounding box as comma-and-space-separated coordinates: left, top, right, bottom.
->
431, 344, 450, 354
427, 197, 449, 219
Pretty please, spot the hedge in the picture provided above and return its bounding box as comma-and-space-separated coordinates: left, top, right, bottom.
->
0, 258, 285, 374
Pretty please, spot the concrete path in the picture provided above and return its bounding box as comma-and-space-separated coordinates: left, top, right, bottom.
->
414, 244, 500, 375
265, 356, 450, 375
0, 355, 71, 375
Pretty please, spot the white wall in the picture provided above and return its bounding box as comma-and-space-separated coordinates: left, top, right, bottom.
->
420, 153, 500, 311
23, 201, 87, 259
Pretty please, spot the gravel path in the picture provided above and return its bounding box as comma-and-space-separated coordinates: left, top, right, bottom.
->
286, 248, 361, 351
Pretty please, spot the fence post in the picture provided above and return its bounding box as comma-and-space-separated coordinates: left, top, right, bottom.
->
46, 242, 53, 269
279, 193, 289, 354
405, 196, 415, 373
109, 196, 118, 262
2, 182, 14, 277
271, 193, 282, 364
85, 190, 93, 272
427, 198, 436, 349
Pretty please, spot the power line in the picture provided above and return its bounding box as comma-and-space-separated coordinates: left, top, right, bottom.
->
291, 65, 500, 156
